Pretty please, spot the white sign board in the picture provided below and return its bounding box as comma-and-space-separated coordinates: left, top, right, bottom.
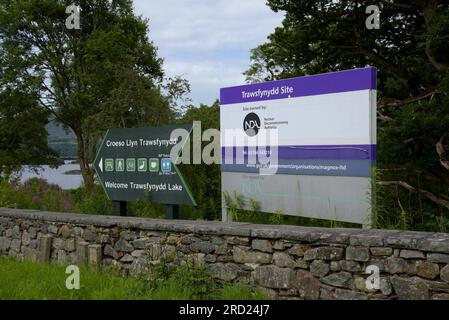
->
220, 67, 377, 225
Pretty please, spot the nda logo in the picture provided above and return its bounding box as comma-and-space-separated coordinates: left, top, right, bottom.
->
243, 112, 261, 137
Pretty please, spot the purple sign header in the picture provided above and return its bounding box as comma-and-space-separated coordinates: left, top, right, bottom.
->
220, 67, 377, 105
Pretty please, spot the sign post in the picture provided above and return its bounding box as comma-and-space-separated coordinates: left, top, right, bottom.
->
113, 201, 127, 216
165, 204, 179, 219
93, 125, 196, 218
220, 67, 377, 227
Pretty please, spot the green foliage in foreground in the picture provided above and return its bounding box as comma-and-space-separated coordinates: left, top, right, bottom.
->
223, 191, 359, 229
0, 178, 113, 215
0, 177, 168, 218
3, 176, 449, 232
0, 257, 266, 300
0, 177, 357, 228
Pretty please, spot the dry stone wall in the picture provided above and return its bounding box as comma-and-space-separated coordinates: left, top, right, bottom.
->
1, 208, 449, 300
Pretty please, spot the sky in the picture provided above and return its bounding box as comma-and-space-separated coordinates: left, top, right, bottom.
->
133, 0, 284, 107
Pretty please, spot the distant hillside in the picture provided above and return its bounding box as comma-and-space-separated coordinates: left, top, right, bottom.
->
46, 119, 77, 159
46, 119, 75, 141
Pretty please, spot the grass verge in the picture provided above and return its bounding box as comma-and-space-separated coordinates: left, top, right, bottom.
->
0, 257, 266, 300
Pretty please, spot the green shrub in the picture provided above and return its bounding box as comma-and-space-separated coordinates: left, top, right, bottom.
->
0, 178, 70, 211
70, 186, 112, 215
0, 257, 266, 300
128, 200, 164, 219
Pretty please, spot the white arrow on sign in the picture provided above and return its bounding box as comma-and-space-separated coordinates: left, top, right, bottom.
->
99, 158, 103, 172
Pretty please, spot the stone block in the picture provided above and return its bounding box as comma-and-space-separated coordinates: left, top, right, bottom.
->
120, 231, 137, 241
64, 239, 76, 252
88, 244, 102, 270
76, 241, 88, 264
428, 253, 449, 264
273, 252, 296, 268
47, 225, 58, 234
346, 246, 370, 262
386, 257, 408, 274
400, 250, 425, 259
52, 238, 64, 250
120, 253, 134, 263
59, 225, 71, 239
233, 247, 271, 264
114, 239, 133, 252
288, 244, 308, 257
304, 247, 344, 261
320, 272, 354, 289
38, 235, 52, 263
10, 239, 21, 251
310, 260, 330, 278
330, 261, 341, 272
132, 238, 150, 249
416, 261, 439, 280
390, 276, 429, 300
209, 263, 241, 281
57, 250, 67, 264
370, 247, 393, 256
340, 260, 361, 272
253, 265, 294, 289
0, 237, 11, 253
440, 265, 449, 283
334, 288, 368, 300
190, 241, 215, 254
251, 239, 273, 253
294, 270, 320, 300
21, 231, 31, 246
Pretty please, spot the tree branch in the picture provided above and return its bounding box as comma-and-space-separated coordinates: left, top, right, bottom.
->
378, 180, 449, 210
377, 110, 394, 122
378, 90, 440, 109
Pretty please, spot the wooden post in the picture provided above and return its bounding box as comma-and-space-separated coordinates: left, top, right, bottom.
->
113, 201, 127, 216
76, 241, 88, 264
165, 204, 179, 219
88, 244, 102, 270
38, 235, 52, 263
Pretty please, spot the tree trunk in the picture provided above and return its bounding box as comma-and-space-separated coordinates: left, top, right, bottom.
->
75, 130, 94, 189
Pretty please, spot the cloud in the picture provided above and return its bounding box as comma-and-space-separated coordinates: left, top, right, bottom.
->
133, 0, 283, 106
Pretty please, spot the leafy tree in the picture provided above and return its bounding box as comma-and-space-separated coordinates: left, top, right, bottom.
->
163, 75, 194, 117
0, 89, 59, 176
178, 101, 221, 220
0, 0, 173, 187
245, 0, 449, 230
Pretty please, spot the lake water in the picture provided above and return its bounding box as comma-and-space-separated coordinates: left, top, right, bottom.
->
20, 164, 83, 190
